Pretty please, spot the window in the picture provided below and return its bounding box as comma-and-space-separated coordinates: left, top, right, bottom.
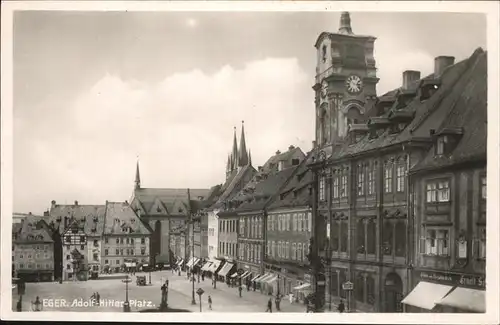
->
286, 242, 290, 259
479, 228, 486, 259
366, 276, 375, 305
292, 243, 297, 260
93, 253, 99, 261
116, 249, 119, 255
322, 45, 327, 63
383, 222, 393, 255
116, 260, 120, 265
367, 220, 376, 255
304, 242, 308, 261
481, 176, 487, 199
297, 243, 302, 261
331, 222, 339, 251
130, 238, 134, 245
340, 221, 348, 253
340, 173, 348, 198
436, 136, 448, 155
396, 165, 405, 192
426, 183, 437, 202
258, 218, 262, 238
424, 228, 449, 256
80, 245, 85, 250
105, 238, 108, 244
66, 254, 70, 260
93, 240, 99, 247
141, 237, 145, 244
355, 273, 365, 303
131, 249, 134, 255
331, 271, 339, 297
384, 163, 393, 193
116, 238, 120, 244
104, 249, 109, 256
367, 165, 375, 195
357, 219, 365, 254
80, 236, 85, 242
358, 165, 365, 196
319, 176, 326, 201
394, 221, 406, 257
437, 181, 450, 202
333, 177, 339, 198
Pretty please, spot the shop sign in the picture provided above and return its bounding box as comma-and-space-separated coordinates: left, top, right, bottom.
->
342, 281, 354, 291
418, 270, 485, 289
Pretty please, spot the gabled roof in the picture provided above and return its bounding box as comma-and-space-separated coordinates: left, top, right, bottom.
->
211, 164, 257, 209
132, 188, 210, 215
268, 151, 314, 210
412, 50, 487, 171
315, 47, 485, 162
103, 201, 151, 236
15, 215, 54, 243
46, 204, 106, 236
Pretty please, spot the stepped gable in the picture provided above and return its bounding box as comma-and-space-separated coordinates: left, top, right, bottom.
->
103, 201, 151, 235
412, 50, 487, 171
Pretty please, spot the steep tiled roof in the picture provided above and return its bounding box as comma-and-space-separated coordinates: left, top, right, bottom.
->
15, 215, 54, 243
46, 204, 106, 236
103, 202, 151, 235
133, 188, 210, 214
268, 151, 314, 210
412, 50, 487, 171
212, 165, 257, 209
317, 47, 485, 162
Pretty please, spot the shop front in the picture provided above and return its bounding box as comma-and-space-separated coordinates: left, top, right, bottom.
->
402, 270, 486, 313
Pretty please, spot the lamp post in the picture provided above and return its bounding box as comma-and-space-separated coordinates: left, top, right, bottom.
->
123, 274, 131, 312
196, 288, 205, 312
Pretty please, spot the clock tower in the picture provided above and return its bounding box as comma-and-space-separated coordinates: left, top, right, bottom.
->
313, 12, 379, 147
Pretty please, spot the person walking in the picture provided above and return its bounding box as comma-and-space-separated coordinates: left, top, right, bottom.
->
202, 273, 205, 281
238, 285, 243, 298
337, 299, 345, 313
208, 295, 213, 310
289, 293, 294, 304
265, 298, 273, 313
275, 295, 281, 311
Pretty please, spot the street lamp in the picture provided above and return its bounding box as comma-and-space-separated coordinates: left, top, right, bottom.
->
123, 274, 131, 312
160, 280, 169, 311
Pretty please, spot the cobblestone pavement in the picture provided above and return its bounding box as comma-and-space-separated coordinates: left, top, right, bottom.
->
11, 270, 308, 313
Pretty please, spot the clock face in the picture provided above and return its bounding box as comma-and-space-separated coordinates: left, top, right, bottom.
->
346, 75, 363, 94
321, 80, 328, 98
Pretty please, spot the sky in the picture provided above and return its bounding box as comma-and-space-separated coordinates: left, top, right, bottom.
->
13, 11, 486, 214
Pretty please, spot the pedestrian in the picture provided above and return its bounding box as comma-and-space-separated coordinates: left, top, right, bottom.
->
96, 292, 101, 304
253, 281, 256, 291
337, 299, 345, 313
208, 295, 212, 310
202, 273, 205, 281
275, 295, 281, 311
266, 298, 273, 313
238, 285, 242, 298
289, 293, 294, 304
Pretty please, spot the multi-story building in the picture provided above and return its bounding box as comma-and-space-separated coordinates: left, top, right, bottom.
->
401, 49, 487, 313
47, 201, 105, 280
224, 146, 305, 288
12, 215, 55, 282
265, 151, 314, 300
308, 11, 486, 312
102, 201, 151, 272
207, 123, 256, 263
130, 162, 210, 266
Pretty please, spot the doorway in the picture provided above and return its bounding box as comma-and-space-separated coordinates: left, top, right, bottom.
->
383, 272, 403, 312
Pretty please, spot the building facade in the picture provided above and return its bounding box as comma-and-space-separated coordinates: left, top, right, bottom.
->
12, 216, 55, 282
62, 219, 88, 281
309, 12, 486, 312
402, 49, 487, 313
102, 201, 151, 272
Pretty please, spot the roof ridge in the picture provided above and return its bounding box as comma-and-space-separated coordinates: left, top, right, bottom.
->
410, 49, 481, 133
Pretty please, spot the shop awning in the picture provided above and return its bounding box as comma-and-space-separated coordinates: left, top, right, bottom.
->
401, 281, 454, 310
208, 261, 221, 273
176, 259, 184, 266
200, 262, 212, 272
125, 262, 136, 267
193, 258, 201, 266
257, 273, 273, 283
231, 272, 239, 278
264, 275, 278, 284
217, 263, 234, 277
241, 271, 252, 280
437, 287, 486, 313
251, 274, 264, 282
142, 264, 149, 267
186, 258, 195, 268
293, 283, 311, 291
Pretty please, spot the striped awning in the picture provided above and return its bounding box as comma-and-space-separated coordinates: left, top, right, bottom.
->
251, 273, 264, 282
257, 273, 273, 283
264, 275, 278, 284
293, 283, 311, 291
231, 272, 240, 278
200, 262, 212, 271
217, 263, 234, 277
176, 259, 184, 266
241, 271, 252, 280
208, 261, 221, 273
186, 258, 195, 268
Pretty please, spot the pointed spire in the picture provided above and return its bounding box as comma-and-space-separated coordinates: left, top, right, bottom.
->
248, 149, 252, 166
238, 120, 249, 167
338, 12, 353, 35
231, 126, 238, 170
135, 159, 141, 190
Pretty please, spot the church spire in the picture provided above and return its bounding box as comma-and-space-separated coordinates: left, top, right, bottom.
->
238, 121, 249, 167
338, 12, 353, 35
231, 126, 238, 170
248, 149, 252, 167
135, 160, 141, 190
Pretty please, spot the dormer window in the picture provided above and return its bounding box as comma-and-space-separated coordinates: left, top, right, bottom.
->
278, 161, 285, 171
436, 135, 448, 155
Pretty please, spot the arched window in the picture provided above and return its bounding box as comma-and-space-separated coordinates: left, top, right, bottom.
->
292, 243, 297, 260
383, 221, 394, 255
395, 221, 406, 257
331, 271, 339, 297
292, 214, 297, 231
357, 219, 365, 254
366, 275, 375, 305
331, 221, 339, 251
258, 218, 262, 238
367, 219, 376, 255
355, 273, 365, 303
340, 220, 348, 253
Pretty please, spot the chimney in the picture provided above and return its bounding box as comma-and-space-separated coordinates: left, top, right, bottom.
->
434, 56, 455, 77
51, 200, 56, 209
74, 200, 78, 206
275, 150, 281, 155
29, 212, 32, 215
44, 210, 49, 217
402, 70, 421, 90
312, 140, 317, 149
288, 145, 295, 151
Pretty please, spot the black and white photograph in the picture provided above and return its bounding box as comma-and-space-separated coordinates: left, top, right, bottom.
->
1, 1, 499, 323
